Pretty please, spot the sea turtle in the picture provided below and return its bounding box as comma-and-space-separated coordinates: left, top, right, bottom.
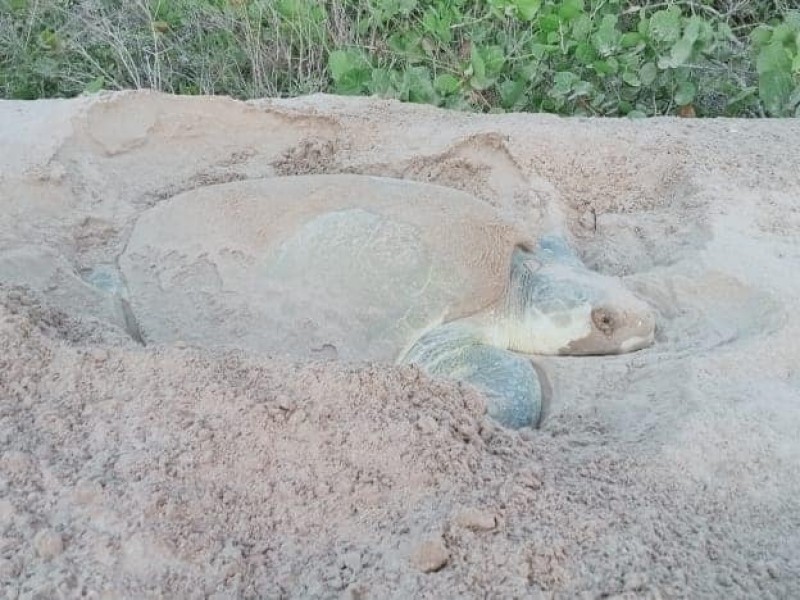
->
120, 174, 655, 428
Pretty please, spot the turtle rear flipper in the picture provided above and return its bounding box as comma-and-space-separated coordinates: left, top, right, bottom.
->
402, 324, 545, 429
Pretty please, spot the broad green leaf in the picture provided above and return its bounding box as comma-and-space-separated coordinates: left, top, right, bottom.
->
593, 58, 618, 76
684, 17, 702, 44
575, 41, 596, 65
327, 50, 356, 82
334, 71, 371, 95
649, 8, 681, 45
638, 16, 649, 38
592, 16, 621, 57
759, 69, 793, 115
558, 0, 584, 22
674, 80, 696, 105
727, 86, 758, 108
327, 50, 370, 94
750, 25, 773, 47
368, 68, 395, 96
552, 71, 577, 95
469, 47, 499, 91
639, 62, 657, 85
788, 84, 800, 110
623, 71, 641, 87
669, 37, 695, 67
8, 0, 29, 14
499, 77, 526, 108
572, 80, 592, 96
434, 73, 461, 95
421, 7, 453, 44
772, 23, 796, 45
621, 32, 644, 49
404, 67, 437, 104
757, 43, 791, 74
481, 45, 506, 76
539, 14, 560, 33
470, 46, 486, 81
375, 0, 418, 20
387, 31, 422, 56
515, 0, 542, 21
572, 14, 592, 40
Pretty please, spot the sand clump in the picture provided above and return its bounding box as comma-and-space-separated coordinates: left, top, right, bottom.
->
1, 91, 800, 598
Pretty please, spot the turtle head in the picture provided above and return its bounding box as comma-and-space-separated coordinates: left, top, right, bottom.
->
506, 236, 655, 356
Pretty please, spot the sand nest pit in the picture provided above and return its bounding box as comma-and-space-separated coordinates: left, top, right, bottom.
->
1, 91, 800, 598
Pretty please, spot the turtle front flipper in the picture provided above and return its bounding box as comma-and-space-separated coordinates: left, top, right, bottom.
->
401, 324, 545, 429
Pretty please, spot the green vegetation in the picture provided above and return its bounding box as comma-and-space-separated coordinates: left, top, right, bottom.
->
1, 0, 799, 116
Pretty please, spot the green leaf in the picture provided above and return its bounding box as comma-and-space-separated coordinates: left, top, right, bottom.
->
572, 14, 592, 40
592, 15, 621, 57
515, 0, 542, 21
638, 16, 649, 38
593, 58, 618, 76
623, 71, 641, 87
621, 32, 644, 49
327, 50, 370, 94
759, 69, 793, 116
404, 66, 437, 104
481, 45, 506, 76
470, 47, 486, 80
83, 76, 105, 94
468, 46, 490, 90
669, 37, 695, 67
328, 50, 355, 81
552, 71, 578, 96
674, 81, 696, 106
727, 86, 758, 108
434, 73, 461, 95
649, 8, 681, 45
558, 0, 584, 22
683, 17, 702, 44
572, 80, 592, 97
789, 84, 800, 111
639, 62, 657, 85
772, 23, 796, 45
7, 0, 29, 15
750, 25, 773, 47
499, 77, 527, 108
368, 68, 395, 96
575, 42, 596, 65
757, 43, 791, 75
539, 14, 560, 33
387, 31, 423, 58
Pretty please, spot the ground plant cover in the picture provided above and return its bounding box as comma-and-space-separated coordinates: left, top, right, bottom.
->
1, 0, 799, 117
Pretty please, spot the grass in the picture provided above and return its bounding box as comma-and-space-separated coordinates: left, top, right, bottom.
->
1, 0, 798, 117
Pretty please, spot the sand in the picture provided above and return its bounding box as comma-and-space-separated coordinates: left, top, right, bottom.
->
1, 90, 799, 599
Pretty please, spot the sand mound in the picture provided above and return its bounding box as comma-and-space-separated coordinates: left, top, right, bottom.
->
1, 91, 799, 598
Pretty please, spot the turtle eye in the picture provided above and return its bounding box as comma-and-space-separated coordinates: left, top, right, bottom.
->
592, 308, 615, 334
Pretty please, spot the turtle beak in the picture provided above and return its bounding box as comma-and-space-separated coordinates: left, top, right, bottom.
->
561, 302, 656, 356
617, 311, 656, 353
